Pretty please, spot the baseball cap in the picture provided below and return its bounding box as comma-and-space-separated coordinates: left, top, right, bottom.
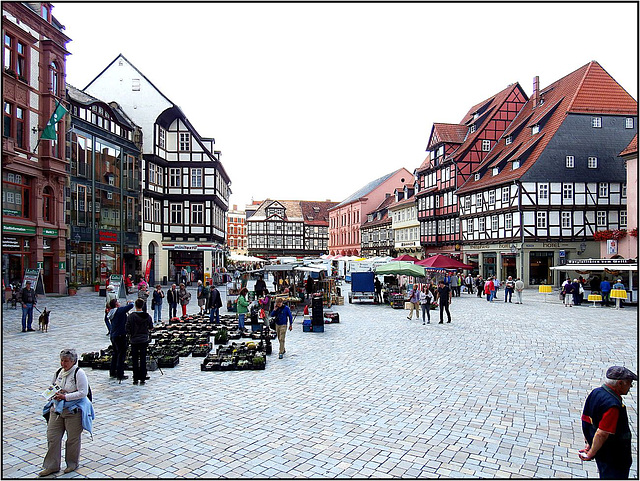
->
606, 366, 638, 381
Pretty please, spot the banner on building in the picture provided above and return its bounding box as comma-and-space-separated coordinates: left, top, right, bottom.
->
144, 259, 152, 283
606, 239, 618, 255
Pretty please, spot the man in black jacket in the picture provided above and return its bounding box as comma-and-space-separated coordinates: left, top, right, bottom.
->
20, 280, 37, 332
166, 284, 178, 320
579, 366, 637, 479
108, 299, 134, 381
208, 284, 223, 324
126, 299, 153, 385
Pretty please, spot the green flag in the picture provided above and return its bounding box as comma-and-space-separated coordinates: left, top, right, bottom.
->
40, 101, 68, 140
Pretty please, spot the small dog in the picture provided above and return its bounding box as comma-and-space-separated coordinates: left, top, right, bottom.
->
38, 308, 51, 332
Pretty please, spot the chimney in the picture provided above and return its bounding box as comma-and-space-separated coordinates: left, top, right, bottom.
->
532, 76, 539, 108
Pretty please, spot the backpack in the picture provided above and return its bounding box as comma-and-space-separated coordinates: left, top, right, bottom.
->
201, 286, 210, 298
55, 366, 93, 402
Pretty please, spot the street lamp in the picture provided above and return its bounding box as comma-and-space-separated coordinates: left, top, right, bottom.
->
577, 242, 587, 255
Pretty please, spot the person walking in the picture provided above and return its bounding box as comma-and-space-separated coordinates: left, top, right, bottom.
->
475, 275, 484, 298
406, 284, 421, 320
108, 299, 135, 381
579, 366, 637, 479
208, 283, 223, 324
180, 267, 188, 286
514, 277, 525, 304
39, 349, 94, 477
504, 276, 515, 303
572, 278, 584, 306
20, 280, 37, 332
178, 283, 191, 317
237, 287, 249, 331
151, 284, 164, 325
612, 279, 625, 308
196, 280, 207, 315
450, 273, 459, 297
305, 275, 315, 299
419, 284, 433, 325
166, 284, 178, 320
255, 275, 268, 298
435, 280, 452, 323
126, 299, 154, 385
493, 277, 501, 300
270, 297, 293, 359
374, 277, 383, 304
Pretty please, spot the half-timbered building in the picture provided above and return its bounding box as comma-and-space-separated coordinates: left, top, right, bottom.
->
84, 55, 231, 284
360, 194, 394, 258
457, 61, 637, 286
415, 83, 528, 259
226, 204, 247, 255
247, 199, 337, 258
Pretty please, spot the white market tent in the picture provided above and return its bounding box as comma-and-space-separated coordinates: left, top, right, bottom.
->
228, 254, 267, 263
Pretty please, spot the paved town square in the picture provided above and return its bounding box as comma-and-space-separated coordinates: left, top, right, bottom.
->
2, 284, 637, 479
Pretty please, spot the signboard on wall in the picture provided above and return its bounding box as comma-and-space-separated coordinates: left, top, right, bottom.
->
606, 240, 618, 255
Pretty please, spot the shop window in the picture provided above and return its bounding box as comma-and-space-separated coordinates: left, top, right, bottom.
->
2, 172, 30, 218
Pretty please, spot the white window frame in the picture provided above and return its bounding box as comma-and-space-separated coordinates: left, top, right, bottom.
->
561, 212, 572, 228
591, 117, 602, 128
467, 218, 473, 233
475, 193, 482, 208
505, 135, 512, 145
191, 168, 202, 187
538, 184, 549, 200
536, 211, 547, 228
489, 190, 496, 205
532, 124, 540, 135
179, 132, 191, 151
505, 213, 512, 229
153, 201, 161, 223
588, 156, 598, 169
478, 217, 485, 231
565, 155, 574, 168
169, 168, 181, 187
596, 211, 607, 227
482, 139, 491, 151
170, 203, 183, 225
625, 118, 634, 129
491, 215, 498, 231
158, 127, 165, 149
502, 186, 509, 203
598, 183, 608, 197
191, 203, 204, 225
620, 210, 627, 227
562, 184, 573, 201
512, 160, 520, 169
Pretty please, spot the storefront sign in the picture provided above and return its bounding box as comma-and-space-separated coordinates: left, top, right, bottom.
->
2, 236, 20, 249
43, 228, 58, 237
99, 230, 118, 242
567, 258, 633, 265
398, 241, 420, 247
174, 245, 199, 250
23, 268, 45, 295
134, 248, 142, 256
59, 261, 66, 270
109, 274, 127, 299
559, 250, 565, 258
3, 224, 36, 235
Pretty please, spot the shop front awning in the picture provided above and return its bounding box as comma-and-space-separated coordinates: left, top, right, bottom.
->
551, 264, 637, 271
265, 264, 301, 272
294, 266, 326, 273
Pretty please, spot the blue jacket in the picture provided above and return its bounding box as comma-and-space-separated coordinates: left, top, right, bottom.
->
270, 304, 293, 326
110, 303, 134, 338
43, 397, 95, 434
600, 280, 612, 293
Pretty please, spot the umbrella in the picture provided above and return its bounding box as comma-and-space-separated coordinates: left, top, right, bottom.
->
375, 261, 426, 277
415, 255, 473, 270
392, 254, 419, 262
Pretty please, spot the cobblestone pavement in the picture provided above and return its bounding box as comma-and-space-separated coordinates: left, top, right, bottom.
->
2, 284, 637, 478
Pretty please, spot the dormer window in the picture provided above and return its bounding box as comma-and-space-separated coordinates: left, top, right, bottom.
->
474, 173, 481, 181
512, 160, 521, 169
469, 124, 476, 133
41, 4, 51, 21
492, 167, 499, 176
482, 140, 491, 152
532, 124, 540, 135
368, 214, 373, 222
505, 135, 512, 145
591, 117, 602, 128
473, 112, 479, 120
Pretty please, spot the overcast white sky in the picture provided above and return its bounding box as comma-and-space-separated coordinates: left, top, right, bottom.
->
53, 2, 638, 210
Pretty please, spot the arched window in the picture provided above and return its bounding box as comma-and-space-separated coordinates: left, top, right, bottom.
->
43, 186, 54, 222
49, 61, 59, 96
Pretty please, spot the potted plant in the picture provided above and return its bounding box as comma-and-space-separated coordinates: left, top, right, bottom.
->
93, 280, 101, 292
68, 282, 79, 296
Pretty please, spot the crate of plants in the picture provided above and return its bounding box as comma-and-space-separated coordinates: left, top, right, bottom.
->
79, 351, 100, 368
157, 354, 180, 368
214, 326, 229, 345
192, 343, 212, 357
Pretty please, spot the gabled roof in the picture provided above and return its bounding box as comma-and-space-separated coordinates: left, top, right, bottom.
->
620, 134, 637, 157
332, 168, 407, 209
248, 199, 337, 225
388, 195, 416, 210
427, 123, 468, 149
458, 61, 638, 194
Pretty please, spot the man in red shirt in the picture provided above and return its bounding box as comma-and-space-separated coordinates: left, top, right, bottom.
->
579, 366, 637, 479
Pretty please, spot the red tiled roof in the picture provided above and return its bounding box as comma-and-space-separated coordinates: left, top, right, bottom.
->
300, 200, 339, 226
620, 134, 637, 157
458, 61, 638, 194
567, 61, 638, 115
428, 123, 468, 148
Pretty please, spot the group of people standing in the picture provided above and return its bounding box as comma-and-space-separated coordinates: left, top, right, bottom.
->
406, 280, 452, 325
